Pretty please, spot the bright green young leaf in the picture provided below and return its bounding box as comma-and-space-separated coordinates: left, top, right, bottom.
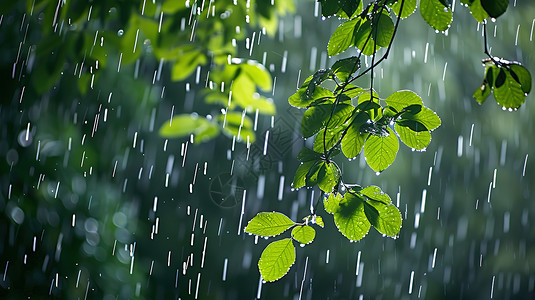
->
332, 57, 360, 82
291, 225, 316, 244
317, 162, 340, 193
328, 18, 360, 56
359, 186, 392, 204
363, 201, 402, 238
509, 63, 532, 94
245, 212, 296, 237
297, 147, 322, 162
159, 114, 219, 143
314, 215, 325, 228
292, 161, 316, 189
324, 192, 342, 214
420, 0, 453, 32
333, 193, 371, 241
390, 0, 417, 19
372, 12, 395, 48
301, 104, 332, 138
395, 124, 432, 150
493, 69, 526, 109
364, 127, 399, 173
481, 0, 508, 18
385, 90, 424, 111
248, 94, 276, 115
258, 238, 296, 282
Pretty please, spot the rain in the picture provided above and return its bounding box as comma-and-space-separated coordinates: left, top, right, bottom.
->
1, 0, 535, 299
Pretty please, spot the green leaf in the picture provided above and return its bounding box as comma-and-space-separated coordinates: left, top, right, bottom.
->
258, 238, 296, 282
324, 192, 342, 214
363, 202, 402, 237
332, 57, 360, 82
314, 215, 325, 228
245, 212, 296, 237
420, 0, 453, 31
313, 127, 344, 153
373, 12, 395, 48
301, 104, 332, 138
400, 107, 441, 131
473, 82, 492, 104
159, 114, 219, 143
218, 112, 256, 143
240, 61, 272, 91
328, 19, 360, 56
395, 124, 432, 150
493, 69, 527, 109
467, 0, 489, 22
481, 0, 508, 18
341, 113, 370, 159
385, 90, 424, 111
305, 161, 324, 187
328, 104, 354, 129
390, 0, 418, 19
292, 161, 316, 189
359, 186, 392, 204
289, 77, 334, 108
509, 63, 532, 94
354, 20, 380, 55
319, 0, 362, 18
333, 193, 371, 241
306, 69, 333, 98
171, 49, 207, 81
364, 127, 399, 172
317, 162, 340, 193
297, 147, 322, 162
291, 225, 316, 244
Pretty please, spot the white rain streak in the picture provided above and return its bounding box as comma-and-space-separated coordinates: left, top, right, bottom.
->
256, 275, 263, 299
420, 189, 427, 213
523, 154, 528, 176
237, 190, 247, 235
277, 175, 285, 201
427, 167, 433, 186
222, 258, 228, 281
408, 271, 415, 294
457, 135, 463, 157
298, 256, 309, 300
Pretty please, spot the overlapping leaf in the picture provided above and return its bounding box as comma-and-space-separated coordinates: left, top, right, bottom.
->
245, 212, 296, 237
258, 239, 296, 282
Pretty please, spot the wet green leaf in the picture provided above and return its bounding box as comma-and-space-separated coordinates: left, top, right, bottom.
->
258, 239, 295, 282
245, 212, 296, 237
390, 0, 417, 19
420, 0, 453, 31
373, 11, 395, 47
289, 77, 334, 108
359, 186, 392, 204
385, 90, 424, 111
292, 161, 316, 189
328, 19, 360, 56
364, 127, 399, 172
291, 225, 316, 244
341, 113, 370, 159
301, 104, 332, 138
332, 57, 360, 82
297, 147, 322, 162
363, 201, 402, 237
473, 82, 492, 104
493, 69, 526, 109
395, 124, 432, 150
509, 63, 532, 94
481, 0, 508, 18
333, 193, 371, 241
